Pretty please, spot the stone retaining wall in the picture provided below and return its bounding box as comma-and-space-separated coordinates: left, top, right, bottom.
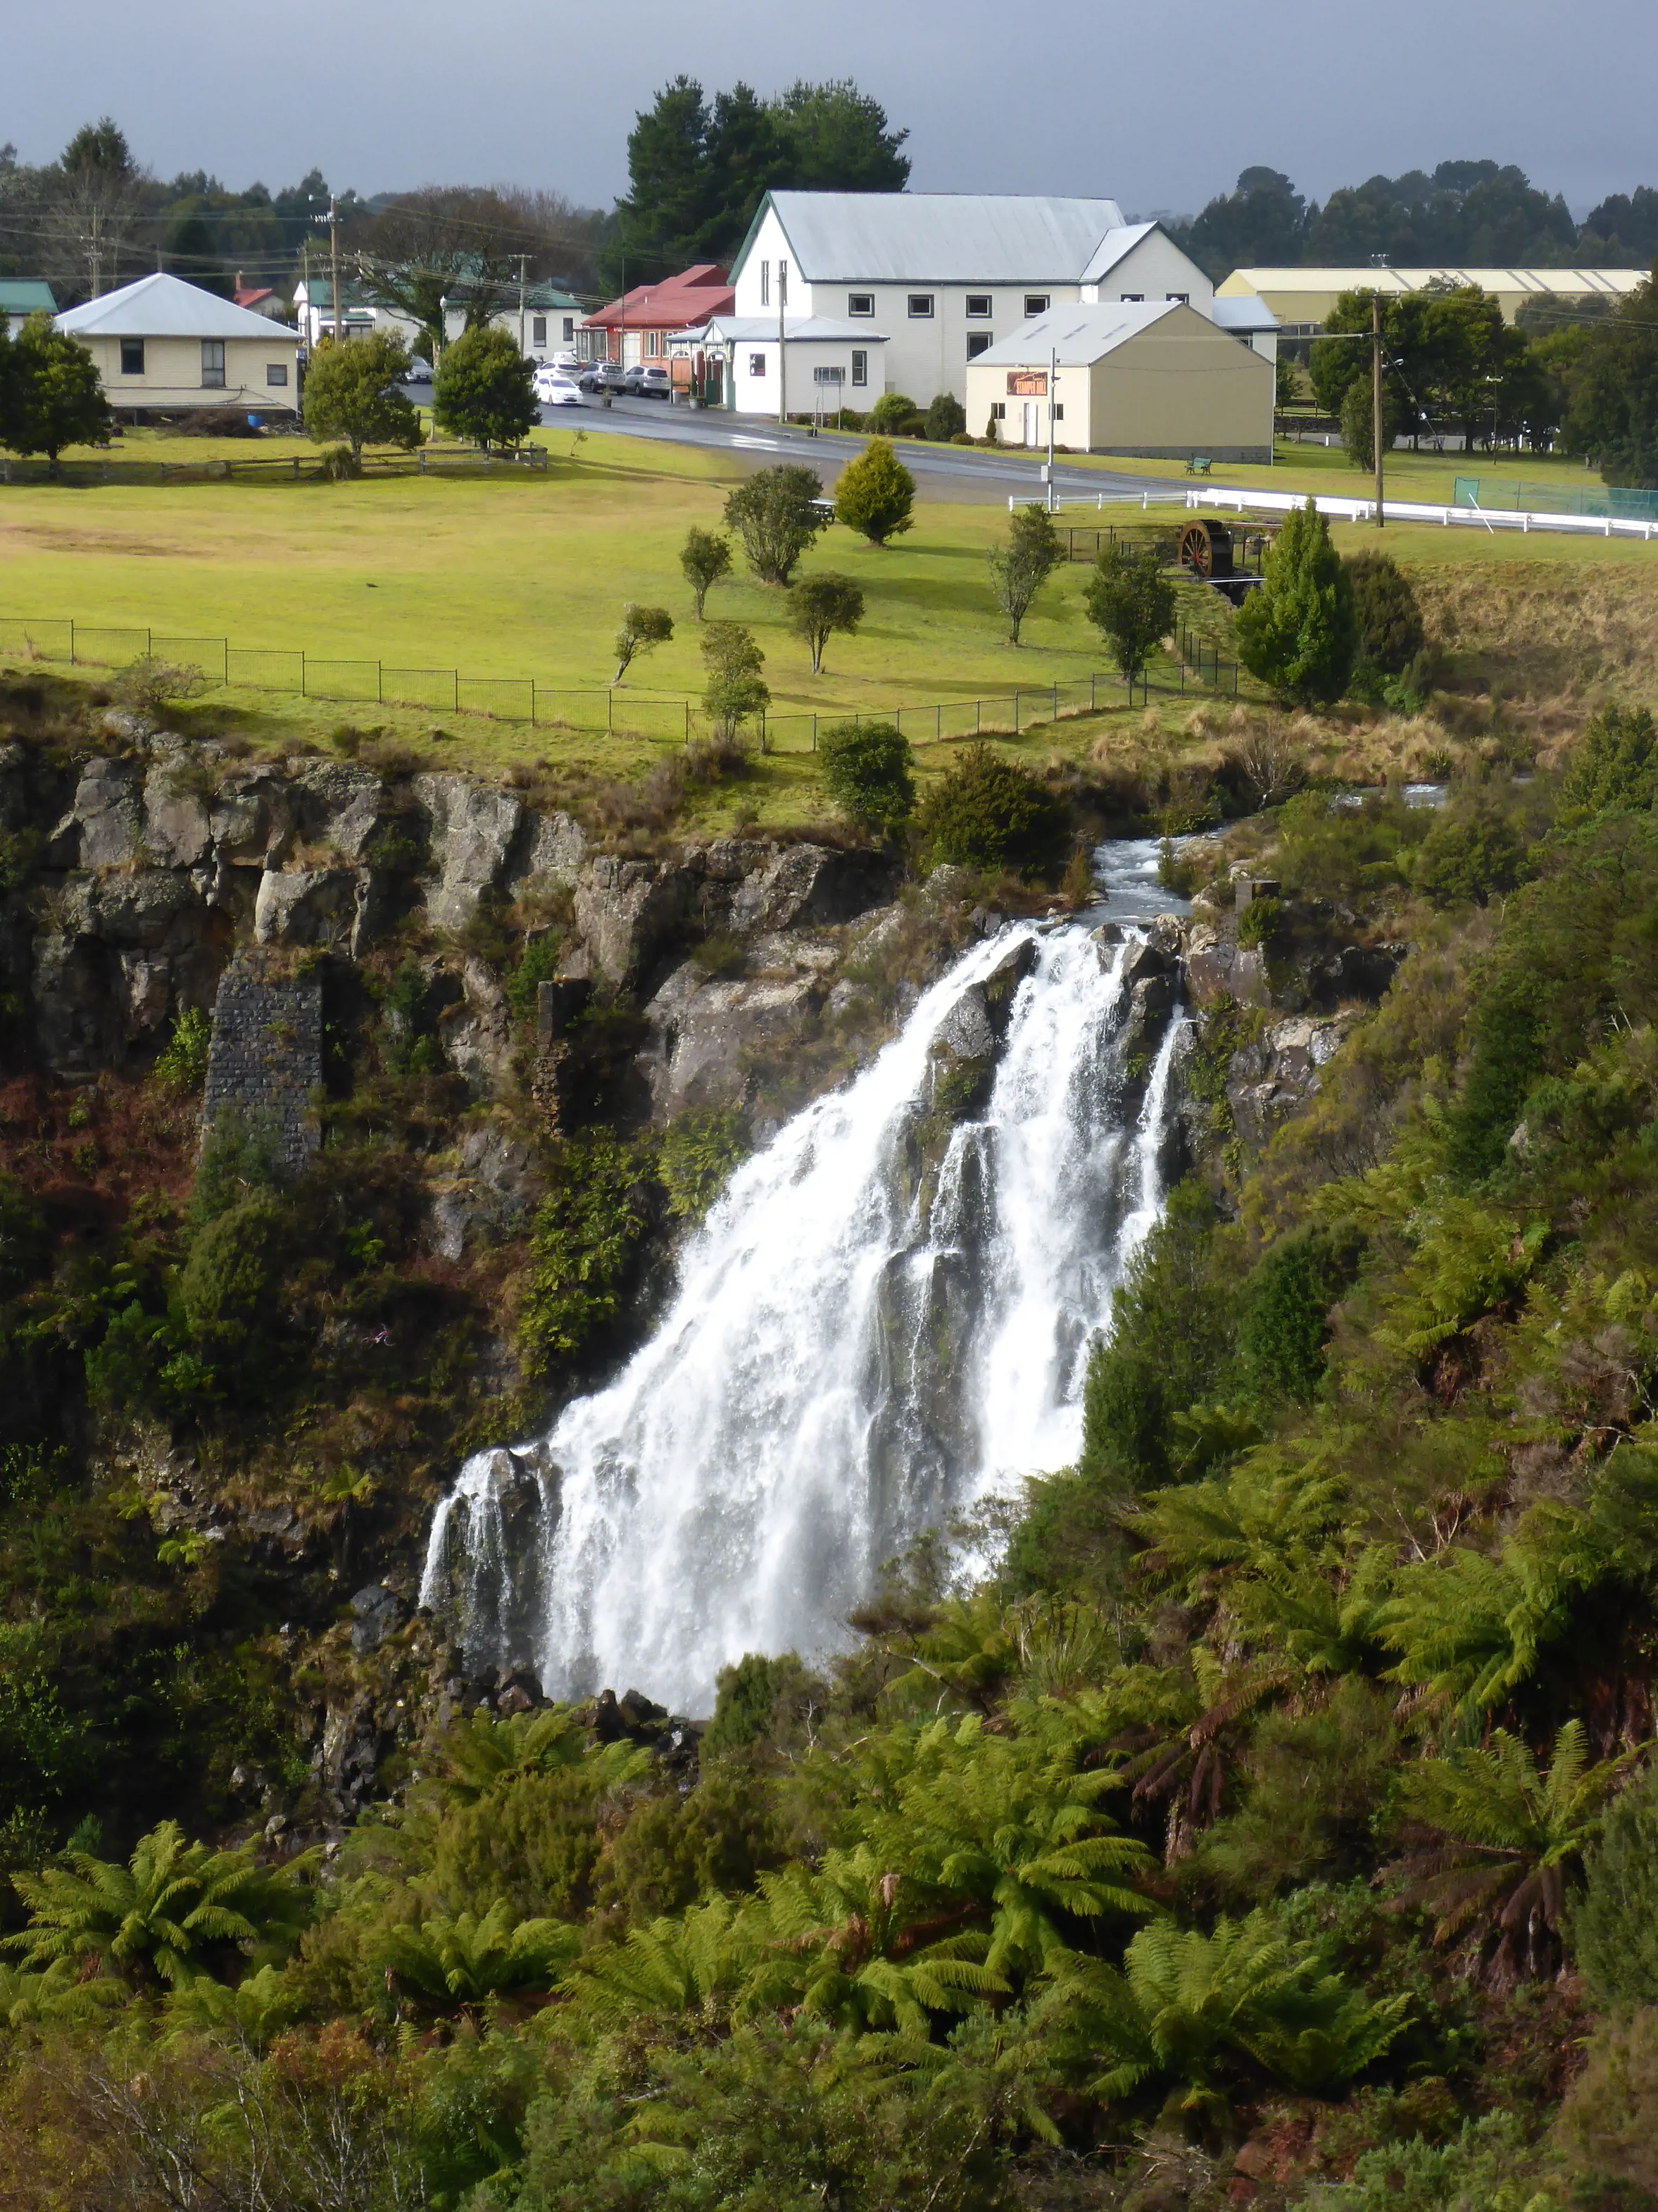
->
201, 949, 322, 1174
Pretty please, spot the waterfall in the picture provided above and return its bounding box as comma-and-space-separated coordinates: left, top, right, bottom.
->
422, 913, 1188, 1714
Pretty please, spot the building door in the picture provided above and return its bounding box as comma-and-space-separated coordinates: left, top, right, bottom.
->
1022, 399, 1041, 446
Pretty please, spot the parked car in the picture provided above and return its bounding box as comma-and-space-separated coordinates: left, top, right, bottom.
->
621, 363, 648, 394
551, 350, 582, 372
637, 365, 673, 400
580, 361, 626, 394
536, 373, 582, 408
405, 358, 433, 384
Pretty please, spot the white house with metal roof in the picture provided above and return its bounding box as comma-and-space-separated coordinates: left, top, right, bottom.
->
1, 280, 58, 337
724, 192, 1219, 408
57, 273, 300, 421
965, 299, 1274, 461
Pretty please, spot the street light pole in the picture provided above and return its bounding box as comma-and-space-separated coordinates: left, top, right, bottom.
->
1046, 344, 1057, 512
1372, 292, 1385, 529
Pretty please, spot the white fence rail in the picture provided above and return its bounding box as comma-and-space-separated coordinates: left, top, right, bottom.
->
1012, 484, 1658, 543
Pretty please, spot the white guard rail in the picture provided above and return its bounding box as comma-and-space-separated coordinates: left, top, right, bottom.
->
1011, 485, 1658, 542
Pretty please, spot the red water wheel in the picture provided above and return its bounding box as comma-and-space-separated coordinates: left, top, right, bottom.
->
1177, 520, 1235, 580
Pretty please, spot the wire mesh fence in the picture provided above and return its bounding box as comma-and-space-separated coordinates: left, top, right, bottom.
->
1453, 475, 1658, 523
1, 606, 1252, 745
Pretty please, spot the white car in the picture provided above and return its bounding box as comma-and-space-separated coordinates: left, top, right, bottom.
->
550, 350, 582, 372
532, 368, 582, 407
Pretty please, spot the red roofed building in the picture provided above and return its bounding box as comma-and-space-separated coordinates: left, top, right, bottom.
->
582, 264, 734, 366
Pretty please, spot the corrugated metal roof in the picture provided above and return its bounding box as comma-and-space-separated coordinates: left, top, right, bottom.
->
762, 192, 1127, 282
1079, 223, 1160, 282
1219, 265, 1645, 298
57, 273, 298, 339
0, 280, 58, 314
970, 299, 1186, 365
705, 315, 891, 342
1210, 296, 1279, 332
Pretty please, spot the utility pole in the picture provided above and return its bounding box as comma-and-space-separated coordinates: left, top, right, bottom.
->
329, 196, 341, 347
516, 254, 529, 357
1372, 292, 1385, 529
777, 259, 787, 426
1046, 344, 1057, 512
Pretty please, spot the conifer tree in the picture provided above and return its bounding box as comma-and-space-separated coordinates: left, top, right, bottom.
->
1236, 496, 1359, 704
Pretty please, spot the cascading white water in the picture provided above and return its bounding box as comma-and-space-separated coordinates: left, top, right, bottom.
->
422, 913, 1187, 1713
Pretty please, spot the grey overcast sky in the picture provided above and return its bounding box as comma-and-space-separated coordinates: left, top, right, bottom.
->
6, 0, 1654, 217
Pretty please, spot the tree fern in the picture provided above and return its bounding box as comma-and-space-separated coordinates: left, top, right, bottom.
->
1388, 1718, 1638, 1982
379, 1899, 579, 2008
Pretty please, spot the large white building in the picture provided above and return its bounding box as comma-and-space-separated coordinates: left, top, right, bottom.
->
719, 192, 1244, 413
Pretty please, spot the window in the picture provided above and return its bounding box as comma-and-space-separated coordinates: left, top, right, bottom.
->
119, 337, 144, 375
760, 261, 770, 307
990, 401, 1006, 422
1166, 292, 1189, 304
1053, 404, 1064, 420
850, 349, 867, 387
265, 361, 288, 387
848, 292, 874, 317
779, 259, 788, 300
562, 318, 574, 342
907, 293, 934, 319
965, 294, 992, 319
645, 332, 660, 358
748, 352, 767, 378
1024, 294, 1049, 318
532, 315, 547, 345
1120, 292, 1143, 303
966, 332, 991, 360
200, 340, 225, 388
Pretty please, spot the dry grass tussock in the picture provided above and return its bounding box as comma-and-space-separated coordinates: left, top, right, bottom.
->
1417, 561, 1658, 723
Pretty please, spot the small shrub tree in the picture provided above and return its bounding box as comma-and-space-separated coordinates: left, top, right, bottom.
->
1572, 1761, 1658, 2009
701, 621, 769, 744
833, 437, 915, 546
819, 720, 915, 836
1558, 703, 1658, 818
679, 525, 733, 618
1345, 549, 1425, 677
433, 324, 539, 451
786, 573, 865, 674
1236, 497, 1359, 706
611, 604, 674, 685
112, 656, 210, 719
924, 392, 967, 441
1081, 542, 1176, 683
723, 464, 827, 585
302, 333, 422, 464
988, 504, 1066, 645
1, 315, 111, 475
917, 743, 1069, 875
867, 392, 917, 435
154, 1006, 213, 1092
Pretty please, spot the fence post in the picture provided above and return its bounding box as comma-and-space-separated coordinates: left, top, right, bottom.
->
301, 652, 307, 698
1051, 685, 1057, 723
69, 620, 75, 665
812, 713, 817, 752
976, 701, 981, 734
685, 701, 691, 746
936, 704, 941, 740
606, 688, 613, 733
376, 662, 383, 705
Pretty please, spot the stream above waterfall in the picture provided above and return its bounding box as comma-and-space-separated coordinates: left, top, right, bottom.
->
422, 853, 1193, 1713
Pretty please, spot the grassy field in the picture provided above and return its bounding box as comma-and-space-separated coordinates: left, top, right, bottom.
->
2, 422, 1655, 818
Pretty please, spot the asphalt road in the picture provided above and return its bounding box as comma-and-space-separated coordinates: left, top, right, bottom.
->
528, 389, 1191, 505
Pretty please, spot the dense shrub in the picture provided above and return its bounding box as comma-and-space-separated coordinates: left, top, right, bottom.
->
924, 392, 967, 441
1236, 1226, 1363, 1404
1345, 549, 1426, 677
915, 743, 1069, 875
302, 332, 421, 461
819, 719, 915, 835
519, 1135, 657, 1377
1082, 542, 1177, 682
1409, 806, 1533, 906
1572, 1760, 1658, 2009
1558, 702, 1658, 819
432, 324, 539, 451
178, 1191, 287, 1362
867, 392, 918, 435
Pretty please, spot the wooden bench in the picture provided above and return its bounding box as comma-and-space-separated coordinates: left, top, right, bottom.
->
1186, 455, 1212, 476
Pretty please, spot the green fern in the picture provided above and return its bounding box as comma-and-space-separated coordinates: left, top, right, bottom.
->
379, 1899, 579, 2007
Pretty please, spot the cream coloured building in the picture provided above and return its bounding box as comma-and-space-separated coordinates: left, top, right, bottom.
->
1217, 265, 1644, 339
56, 273, 301, 423
964, 299, 1274, 461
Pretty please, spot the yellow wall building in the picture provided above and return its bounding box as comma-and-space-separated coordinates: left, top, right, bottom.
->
965, 299, 1274, 462
1217, 265, 1644, 337
57, 272, 301, 422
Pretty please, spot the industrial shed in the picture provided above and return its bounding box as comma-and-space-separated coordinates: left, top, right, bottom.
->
964, 298, 1274, 462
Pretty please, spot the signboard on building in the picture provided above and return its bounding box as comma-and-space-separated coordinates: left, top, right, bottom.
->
1007, 370, 1049, 396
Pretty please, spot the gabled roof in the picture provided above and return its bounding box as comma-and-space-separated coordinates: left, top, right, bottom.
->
233, 287, 275, 309
0, 280, 57, 315
1210, 296, 1279, 333
586, 264, 734, 329
969, 298, 1193, 366
1218, 265, 1645, 299
57, 272, 297, 339
1079, 222, 1162, 283
741, 192, 1130, 284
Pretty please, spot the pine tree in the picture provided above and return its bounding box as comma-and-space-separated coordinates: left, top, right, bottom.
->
833, 438, 916, 546
1236, 496, 1359, 704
